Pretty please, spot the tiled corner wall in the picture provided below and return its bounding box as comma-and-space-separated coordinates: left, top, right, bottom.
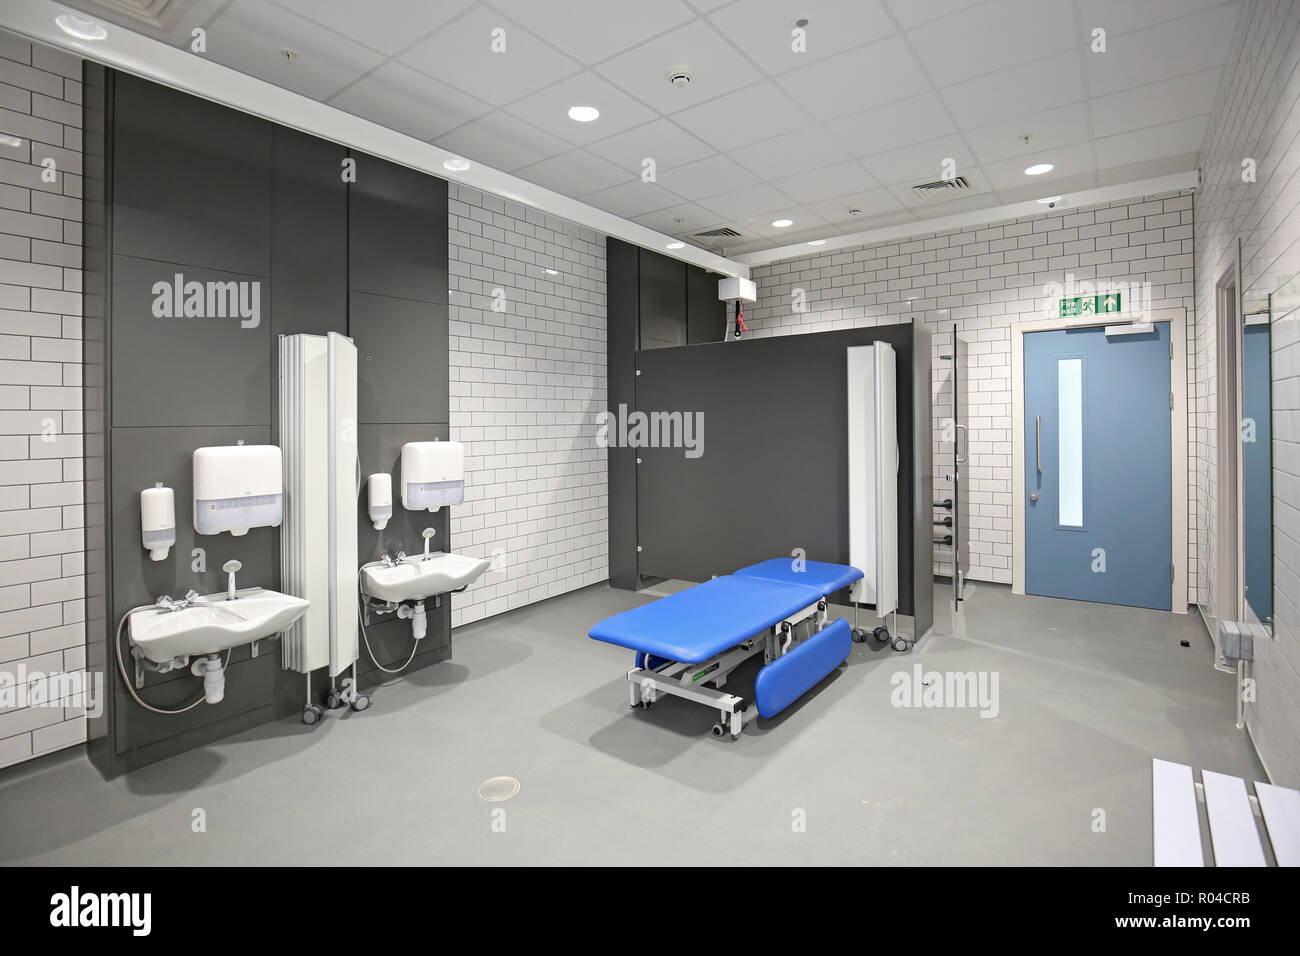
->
446, 183, 608, 627
1194, 0, 1300, 787
0, 33, 85, 770
745, 191, 1197, 592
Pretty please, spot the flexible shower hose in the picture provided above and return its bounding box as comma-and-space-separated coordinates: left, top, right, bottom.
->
114, 604, 233, 715
356, 567, 420, 674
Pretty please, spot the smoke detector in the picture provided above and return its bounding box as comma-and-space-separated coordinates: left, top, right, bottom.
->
668, 69, 692, 88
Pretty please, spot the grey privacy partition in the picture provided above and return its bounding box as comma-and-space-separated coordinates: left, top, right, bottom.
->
625, 322, 933, 639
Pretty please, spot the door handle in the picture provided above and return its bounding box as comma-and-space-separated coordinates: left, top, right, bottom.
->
1035, 414, 1041, 475
955, 423, 967, 463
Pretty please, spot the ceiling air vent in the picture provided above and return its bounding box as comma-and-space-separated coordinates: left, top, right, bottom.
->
909, 175, 972, 203
77, 0, 201, 30
690, 226, 743, 246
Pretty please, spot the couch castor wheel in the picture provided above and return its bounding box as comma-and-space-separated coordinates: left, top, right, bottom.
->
302, 704, 322, 725
711, 723, 725, 738
351, 694, 370, 712
892, 636, 909, 652
872, 626, 890, 643
851, 627, 868, 643
326, 692, 342, 709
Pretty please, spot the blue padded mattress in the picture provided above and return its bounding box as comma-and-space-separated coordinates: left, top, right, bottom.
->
588, 575, 823, 663
735, 559, 863, 596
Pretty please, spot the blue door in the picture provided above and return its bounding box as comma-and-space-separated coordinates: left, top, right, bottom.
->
1024, 323, 1172, 610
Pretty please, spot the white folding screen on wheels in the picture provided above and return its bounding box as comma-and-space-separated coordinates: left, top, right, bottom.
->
847, 343, 898, 617
279, 332, 359, 677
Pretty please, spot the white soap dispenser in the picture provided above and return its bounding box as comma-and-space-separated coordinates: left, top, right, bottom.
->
368, 472, 392, 530
140, 483, 175, 561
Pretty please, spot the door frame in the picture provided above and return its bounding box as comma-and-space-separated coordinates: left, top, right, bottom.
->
1214, 250, 1245, 632
1010, 307, 1188, 612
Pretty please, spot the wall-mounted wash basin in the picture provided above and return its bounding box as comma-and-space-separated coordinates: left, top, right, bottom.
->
128, 588, 310, 663
360, 553, 491, 604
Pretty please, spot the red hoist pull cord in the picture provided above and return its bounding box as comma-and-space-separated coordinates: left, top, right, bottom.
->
733, 301, 748, 339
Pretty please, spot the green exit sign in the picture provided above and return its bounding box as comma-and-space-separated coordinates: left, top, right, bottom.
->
1059, 293, 1122, 317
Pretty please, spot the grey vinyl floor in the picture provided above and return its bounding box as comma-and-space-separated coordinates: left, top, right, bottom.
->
0, 580, 1264, 865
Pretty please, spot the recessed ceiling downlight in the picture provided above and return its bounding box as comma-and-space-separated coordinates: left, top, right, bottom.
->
0, 134, 22, 148
1037, 195, 1062, 204
1024, 163, 1054, 176
666, 241, 685, 250
568, 105, 600, 123
808, 239, 827, 245
442, 157, 471, 172
772, 218, 793, 228
55, 14, 107, 40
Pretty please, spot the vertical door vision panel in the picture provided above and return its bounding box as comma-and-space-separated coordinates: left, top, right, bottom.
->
1023, 323, 1172, 609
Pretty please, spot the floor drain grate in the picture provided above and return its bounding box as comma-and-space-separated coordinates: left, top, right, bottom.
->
478, 776, 520, 802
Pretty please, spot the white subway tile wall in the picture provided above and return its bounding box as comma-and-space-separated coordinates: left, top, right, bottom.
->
0, 34, 86, 770
1195, 0, 1300, 787
446, 183, 607, 627
745, 192, 1197, 591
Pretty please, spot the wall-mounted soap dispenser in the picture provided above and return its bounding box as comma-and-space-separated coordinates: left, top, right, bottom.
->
140, 483, 175, 561
193, 445, 283, 536
368, 473, 392, 530
401, 441, 464, 511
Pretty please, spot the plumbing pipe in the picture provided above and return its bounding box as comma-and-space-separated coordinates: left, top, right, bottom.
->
411, 600, 427, 641
196, 654, 225, 704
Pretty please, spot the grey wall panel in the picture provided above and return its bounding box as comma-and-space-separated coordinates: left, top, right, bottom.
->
355, 423, 452, 674
88, 69, 451, 776
351, 291, 448, 425
638, 247, 686, 349
110, 254, 271, 427
605, 238, 640, 589
111, 73, 271, 276
633, 324, 920, 613
271, 127, 347, 339
348, 154, 448, 304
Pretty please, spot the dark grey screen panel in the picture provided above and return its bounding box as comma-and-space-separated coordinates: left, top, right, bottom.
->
348, 154, 448, 304
111, 73, 271, 276
634, 325, 917, 613
606, 238, 640, 588
687, 266, 724, 344
638, 248, 686, 349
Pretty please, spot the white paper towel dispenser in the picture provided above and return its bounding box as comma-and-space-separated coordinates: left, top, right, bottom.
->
401, 441, 464, 511
193, 444, 283, 536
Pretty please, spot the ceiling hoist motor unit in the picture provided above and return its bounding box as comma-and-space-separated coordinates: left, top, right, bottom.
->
717, 276, 757, 342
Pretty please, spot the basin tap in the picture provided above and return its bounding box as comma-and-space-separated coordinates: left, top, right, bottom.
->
223, 560, 242, 601
156, 591, 199, 612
